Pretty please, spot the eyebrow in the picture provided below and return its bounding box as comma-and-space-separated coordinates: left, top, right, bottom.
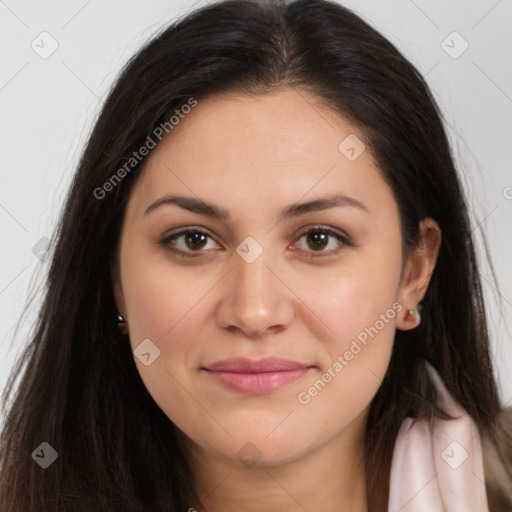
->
144, 193, 368, 221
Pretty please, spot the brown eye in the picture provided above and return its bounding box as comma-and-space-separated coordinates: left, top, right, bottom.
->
160, 229, 219, 257
184, 232, 208, 250
305, 231, 329, 251
294, 227, 351, 258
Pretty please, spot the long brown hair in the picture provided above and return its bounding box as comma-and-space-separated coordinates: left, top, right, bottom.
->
1, 0, 511, 510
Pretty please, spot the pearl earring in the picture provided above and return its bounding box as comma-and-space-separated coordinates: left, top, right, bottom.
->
405, 306, 421, 325
116, 314, 128, 335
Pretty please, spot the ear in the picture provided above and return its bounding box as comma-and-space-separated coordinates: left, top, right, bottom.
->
397, 217, 442, 330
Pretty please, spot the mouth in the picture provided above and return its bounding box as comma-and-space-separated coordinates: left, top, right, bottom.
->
201, 357, 315, 394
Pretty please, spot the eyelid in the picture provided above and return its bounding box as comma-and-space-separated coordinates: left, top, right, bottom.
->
161, 225, 218, 242
291, 224, 349, 243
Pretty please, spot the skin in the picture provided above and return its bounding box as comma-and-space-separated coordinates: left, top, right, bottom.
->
113, 87, 441, 512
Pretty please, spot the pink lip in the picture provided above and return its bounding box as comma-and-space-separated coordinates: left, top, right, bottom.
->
202, 357, 314, 394
205, 357, 311, 373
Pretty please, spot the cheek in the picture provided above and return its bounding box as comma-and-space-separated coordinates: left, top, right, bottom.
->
119, 247, 220, 385
121, 251, 207, 343
299, 255, 401, 355
119, 255, 210, 429
295, 248, 401, 406
293, 277, 398, 441
306, 277, 398, 385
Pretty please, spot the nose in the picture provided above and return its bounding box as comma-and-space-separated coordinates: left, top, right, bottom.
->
215, 246, 295, 338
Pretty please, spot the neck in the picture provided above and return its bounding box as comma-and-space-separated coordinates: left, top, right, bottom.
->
182, 412, 369, 512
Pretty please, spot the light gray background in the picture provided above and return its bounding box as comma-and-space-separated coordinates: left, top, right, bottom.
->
1, 0, 511, 429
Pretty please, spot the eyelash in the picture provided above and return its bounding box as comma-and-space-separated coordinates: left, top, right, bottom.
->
159, 225, 352, 260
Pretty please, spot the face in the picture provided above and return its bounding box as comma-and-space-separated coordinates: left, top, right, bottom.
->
113, 88, 438, 468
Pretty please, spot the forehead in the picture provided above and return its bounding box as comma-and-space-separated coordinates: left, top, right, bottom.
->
126, 88, 393, 219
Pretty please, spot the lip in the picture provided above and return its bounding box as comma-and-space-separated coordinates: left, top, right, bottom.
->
204, 357, 311, 373
202, 357, 314, 394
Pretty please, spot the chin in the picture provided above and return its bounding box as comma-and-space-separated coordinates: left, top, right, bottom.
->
217, 431, 313, 468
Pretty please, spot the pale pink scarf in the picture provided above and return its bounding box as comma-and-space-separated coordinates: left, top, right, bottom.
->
388, 361, 489, 511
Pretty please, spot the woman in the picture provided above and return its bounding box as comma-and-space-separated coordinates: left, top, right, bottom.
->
1, 0, 510, 510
